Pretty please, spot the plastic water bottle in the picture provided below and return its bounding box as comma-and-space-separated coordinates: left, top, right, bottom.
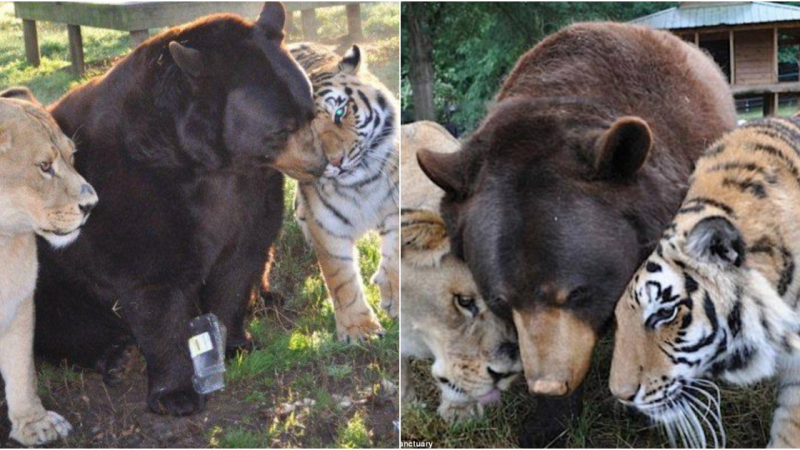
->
188, 313, 227, 394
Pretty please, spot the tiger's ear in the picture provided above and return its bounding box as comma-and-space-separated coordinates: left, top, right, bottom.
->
594, 116, 652, 179
401, 208, 451, 268
339, 45, 362, 74
685, 216, 745, 268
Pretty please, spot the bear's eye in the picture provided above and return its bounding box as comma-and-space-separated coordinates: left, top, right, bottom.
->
38, 161, 54, 175
646, 305, 679, 329
333, 105, 347, 124
453, 294, 479, 317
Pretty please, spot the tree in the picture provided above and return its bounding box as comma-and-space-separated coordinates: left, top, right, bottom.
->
406, 3, 435, 121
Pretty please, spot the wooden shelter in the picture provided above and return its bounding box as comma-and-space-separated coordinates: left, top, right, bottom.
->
632, 2, 800, 116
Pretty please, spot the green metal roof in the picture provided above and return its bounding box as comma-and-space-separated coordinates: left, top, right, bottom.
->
631, 2, 800, 30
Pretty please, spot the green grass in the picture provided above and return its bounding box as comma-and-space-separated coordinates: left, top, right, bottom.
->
0, 1, 399, 447
0, 3, 130, 104
402, 335, 776, 448
336, 412, 372, 448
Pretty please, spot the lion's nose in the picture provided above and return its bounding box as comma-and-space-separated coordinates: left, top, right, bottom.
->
79, 202, 96, 216
487, 367, 517, 383
499, 342, 519, 360
80, 184, 95, 196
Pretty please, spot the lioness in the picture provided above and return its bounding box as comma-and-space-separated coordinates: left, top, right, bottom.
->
401, 122, 521, 421
0, 87, 98, 446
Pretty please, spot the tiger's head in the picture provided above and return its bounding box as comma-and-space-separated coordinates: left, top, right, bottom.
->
610, 211, 800, 444
304, 45, 397, 180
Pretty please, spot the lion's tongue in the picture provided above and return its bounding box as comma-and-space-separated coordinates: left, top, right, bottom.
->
477, 389, 501, 406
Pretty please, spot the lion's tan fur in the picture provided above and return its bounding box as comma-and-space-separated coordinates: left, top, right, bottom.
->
401, 122, 520, 422
0, 92, 97, 446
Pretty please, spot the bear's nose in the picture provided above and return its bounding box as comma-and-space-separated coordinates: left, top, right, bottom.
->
611, 382, 640, 402
487, 367, 516, 383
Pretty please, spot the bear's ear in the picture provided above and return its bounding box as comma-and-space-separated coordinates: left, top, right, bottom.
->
685, 216, 745, 268
169, 42, 206, 78
339, 45, 362, 74
0, 86, 40, 106
256, 2, 286, 41
401, 208, 451, 268
417, 148, 466, 195
594, 116, 652, 179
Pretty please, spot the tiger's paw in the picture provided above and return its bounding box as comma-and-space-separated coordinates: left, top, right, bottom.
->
335, 308, 384, 343
438, 400, 483, 423
372, 267, 398, 319
10, 410, 72, 446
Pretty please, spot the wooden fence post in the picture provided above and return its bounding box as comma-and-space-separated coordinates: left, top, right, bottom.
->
67, 24, 84, 77
346, 4, 363, 39
22, 19, 40, 67
301, 9, 317, 41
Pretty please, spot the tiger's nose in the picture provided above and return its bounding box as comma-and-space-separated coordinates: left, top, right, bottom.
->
330, 153, 344, 168
487, 367, 517, 383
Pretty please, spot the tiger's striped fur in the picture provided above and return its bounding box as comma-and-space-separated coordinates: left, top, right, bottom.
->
288, 43, 399, 342
610, 117, 800, 448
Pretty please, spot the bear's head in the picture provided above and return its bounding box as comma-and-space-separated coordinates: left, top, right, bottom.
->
127, 2, 327, 180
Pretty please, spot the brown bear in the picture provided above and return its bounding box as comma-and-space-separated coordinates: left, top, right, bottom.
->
417, 22, 736, 445
33, 2, 326, 417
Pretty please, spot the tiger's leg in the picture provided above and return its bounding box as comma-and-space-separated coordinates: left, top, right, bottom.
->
0, 296, 72, 446
769, 356, 800, 448
310, 228, 383, 342
373, 212, 399, 318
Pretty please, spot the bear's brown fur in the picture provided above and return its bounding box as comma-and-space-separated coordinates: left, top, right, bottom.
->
417, 22, 736, 445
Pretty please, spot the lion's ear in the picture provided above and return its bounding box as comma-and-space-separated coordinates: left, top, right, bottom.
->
0, 87, 40, 106
401, 208, 451, 268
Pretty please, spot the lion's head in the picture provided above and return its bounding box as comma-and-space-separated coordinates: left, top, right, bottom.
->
402, 209, 522, 413
0, 88, 98, 247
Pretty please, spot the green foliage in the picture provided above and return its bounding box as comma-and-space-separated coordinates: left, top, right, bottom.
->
401, 2, 676, 132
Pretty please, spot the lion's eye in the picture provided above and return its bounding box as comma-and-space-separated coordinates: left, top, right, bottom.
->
39, 161, 54, 175
453, 294, 479, 317
333, 106, 347, 124
646, 305, 679, 329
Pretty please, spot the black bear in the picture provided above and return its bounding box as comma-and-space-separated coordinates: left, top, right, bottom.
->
34, 2, 327, 416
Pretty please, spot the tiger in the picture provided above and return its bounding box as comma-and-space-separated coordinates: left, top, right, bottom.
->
288, 43, 399, 342
610, 117, 800, 448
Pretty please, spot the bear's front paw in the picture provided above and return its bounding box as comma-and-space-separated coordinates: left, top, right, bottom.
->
438, 400, 484, 423
10, 410, 72, 446
147, 388, 205, 417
